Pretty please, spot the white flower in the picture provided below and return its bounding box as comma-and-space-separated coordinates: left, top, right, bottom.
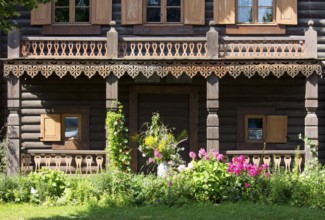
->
177, 165, 186, 172
142, 154, 146, 157
187, 162, 194, 170
30, 187, 38, 195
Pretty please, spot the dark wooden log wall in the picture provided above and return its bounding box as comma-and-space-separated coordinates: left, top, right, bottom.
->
0, 0, 324, 162
20, 75, 106, 151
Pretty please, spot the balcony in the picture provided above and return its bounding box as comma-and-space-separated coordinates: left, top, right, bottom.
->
16, 22, 316, 60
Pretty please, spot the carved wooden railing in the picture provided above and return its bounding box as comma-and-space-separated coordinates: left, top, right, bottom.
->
224, 150, 305, 172
219, 36, 306, 59
21, 150, 106, 174
20, 36, 108, 59
119, 37, 207, 59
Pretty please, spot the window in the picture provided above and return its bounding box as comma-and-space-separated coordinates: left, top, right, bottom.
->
237, 0, 274, 24
244, 115, 288, 144
54, 0, 90, 23
40, 109, 89, 150
145, 0, 182, 24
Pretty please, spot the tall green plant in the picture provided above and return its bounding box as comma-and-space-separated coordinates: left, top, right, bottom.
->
0, 135, 7, 174
106, 104, 131, 172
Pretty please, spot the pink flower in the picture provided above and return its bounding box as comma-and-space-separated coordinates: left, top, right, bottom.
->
189, 151, 197, 160
204, 154, 210, 160
216, 153, 224, 161
148, 157, 155, 164
198, 148, 207, 158
261, 164, 268, 170
154, 149, 161, 159
245, 183, 250, 188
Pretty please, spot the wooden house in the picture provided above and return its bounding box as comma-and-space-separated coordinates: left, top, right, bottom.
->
1, 0, 324, 175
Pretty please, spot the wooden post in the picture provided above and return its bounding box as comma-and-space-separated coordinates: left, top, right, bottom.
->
7, 30, 21, 175
305, 20, 317, 59
106, 74, 118, 111
207, 75, 219, 152
206, 21, 219, 59
305, 73, 318, 161
107, 21, 118, 59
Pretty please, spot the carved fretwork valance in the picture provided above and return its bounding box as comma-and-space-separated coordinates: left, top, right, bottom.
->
3, 60, 323, 79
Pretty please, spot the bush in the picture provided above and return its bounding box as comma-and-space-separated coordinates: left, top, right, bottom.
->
0, 138, 7, 174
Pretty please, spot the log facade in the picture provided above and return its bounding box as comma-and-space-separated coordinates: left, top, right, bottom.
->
1, 0, 325, 174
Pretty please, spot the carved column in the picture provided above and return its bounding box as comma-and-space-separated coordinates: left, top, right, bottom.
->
207, 75, 219, 152
7, 30, 21, 175
106, 74, 118, 112
305, 73, 318, 161
206, 21, 219, 59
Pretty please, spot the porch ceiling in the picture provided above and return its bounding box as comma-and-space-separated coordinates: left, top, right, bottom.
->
3, 60, 323, 79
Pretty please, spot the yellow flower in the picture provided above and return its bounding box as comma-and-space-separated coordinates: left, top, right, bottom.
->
158, 139, 167, 152
144, 136, 157, 148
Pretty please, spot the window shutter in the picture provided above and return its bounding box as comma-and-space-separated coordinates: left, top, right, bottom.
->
266, 115, 288, 143
31, 2, 52, 25
40, 114, 61, 141
184, 0, 205, 25
276, 0, 297, 25
121, 0, 143, 25
214, 0, 235, 24
91, 0, 112, 24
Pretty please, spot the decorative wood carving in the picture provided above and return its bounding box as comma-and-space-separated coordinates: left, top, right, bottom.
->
4, 60, 322, 79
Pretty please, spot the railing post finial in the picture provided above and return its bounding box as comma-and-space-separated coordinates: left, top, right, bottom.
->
107, 20, 118, 59
305, 19, 317, 59
207, 20, 218, 59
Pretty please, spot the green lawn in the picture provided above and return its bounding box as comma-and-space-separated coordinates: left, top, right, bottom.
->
0, 203, 324, 220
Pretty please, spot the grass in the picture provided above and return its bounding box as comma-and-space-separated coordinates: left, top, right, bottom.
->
0, 202, 324, 220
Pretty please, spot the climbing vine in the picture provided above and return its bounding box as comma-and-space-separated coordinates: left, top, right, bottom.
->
105, 104, 131, 172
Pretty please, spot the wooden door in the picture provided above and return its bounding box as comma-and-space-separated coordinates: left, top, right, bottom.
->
129, 86, 198, 172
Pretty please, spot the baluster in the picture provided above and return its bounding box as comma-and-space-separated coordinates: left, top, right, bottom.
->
189, 43, 195, 57
130, 43, 136, 57
32, 41, 38, 56
85, 155, 93, 174
61, 42, 67, 57
253, 155, 260, 165
295, 155, 303, 173
65, 155, 73, 174
90, 42, 96, 57
244, 43, 250, 57
97, 42, 103, 57
46, 41, 53, 57
137, 42, 143, 57
288, 42, 294, 58
45, 155, 51, 168
274, 155, 281, 171
167, 43, 173, 57
245, 156, 250, 164
82, 42, 88, 57
284, 155, 292, 172
237, 43, 244, 57
55, 155, 62, 170
197, 43, 202, 57
258, 44, 263, 57
204, 43, 208, 57
252, 44, 257, 57
266, 43, 272, 57
159, 43, 165, 57
76, 42, 82, 57
38, 41, 45, 57
263, 155, 271, 172
75, 155, 83, 174
300, 41, 305, 57
53, 41, 59, 57
152, 43, 158, 57
105, 43, 108, 57
21, 154, 31, 174
281, 44, 286, 58
145, 43, 151, 57
68, 42, 74, 57
34, 155, 42, 171
182, 43, 188, 57
174, 43, 180, 57
96, 156, 104, 173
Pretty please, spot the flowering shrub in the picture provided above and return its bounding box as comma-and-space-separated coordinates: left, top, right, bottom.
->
106, 104, 131, 172
226, 155, 270, 201
185, 149, 230, 203
137, 113, 187, 165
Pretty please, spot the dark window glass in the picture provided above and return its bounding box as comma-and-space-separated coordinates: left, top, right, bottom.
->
167, 0, 180, 6
65, 117, 79, 139
147, 8, 161, 22
55, 8, 69, 22
75, 8, 89, 22
75, 0, 89, 6
248, 118, 263, 141
167, 8, 181, 22
147, 0, 161, 6
55, 0, 69, 6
